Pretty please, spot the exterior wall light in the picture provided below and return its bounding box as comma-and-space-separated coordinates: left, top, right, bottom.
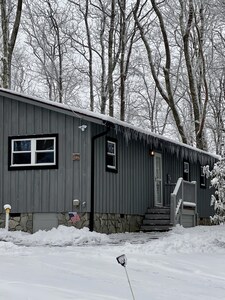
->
78, 125, 87, 132
73, 199, 80, 207
150, 150, 155, 156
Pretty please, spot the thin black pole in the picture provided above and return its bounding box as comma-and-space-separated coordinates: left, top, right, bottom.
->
90, 127, 110, 231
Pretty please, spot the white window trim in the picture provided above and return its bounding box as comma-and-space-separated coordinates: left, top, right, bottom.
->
184, 162, 189, 174
200, 166, 206, 187
11, 137, 56, 167
183, 161, 190, 181
106, 140, 117, 170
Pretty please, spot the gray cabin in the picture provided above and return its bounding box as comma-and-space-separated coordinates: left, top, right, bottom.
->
0, 89, 218, 233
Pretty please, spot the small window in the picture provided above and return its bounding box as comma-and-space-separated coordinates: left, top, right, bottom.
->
106, 138, 117, 172
200, 166, 206, 188
183, 161, 190, 181
9, 134, 58, 170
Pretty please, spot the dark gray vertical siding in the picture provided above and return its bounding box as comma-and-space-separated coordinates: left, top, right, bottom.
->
0, 98, 3, 210
18, 102, 27, 132
64, 116, 74, 212
56, 113, 66, 211
163, 150, 182, 205
3, 97, 13, 211
81, 127, 92, 211
190, 161, 214, 217
94, 127, 154, 215
11, 100, 19, 134
0, 96, 92, 214
190, 162, 197, 182
0, 94, 218, 219
163, 149, 216, 218
163, 150, 182, 184
196, 163, 214, 218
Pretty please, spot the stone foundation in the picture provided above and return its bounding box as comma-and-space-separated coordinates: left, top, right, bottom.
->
58, 212, 90, 229
198, 217, 211, 226
57, 212, 143, 233
0, 212, 143, 234
0, 213, 33, 233
94, 213, 143, 234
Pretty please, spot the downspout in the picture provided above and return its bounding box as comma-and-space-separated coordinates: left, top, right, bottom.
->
89, 124, 111, 231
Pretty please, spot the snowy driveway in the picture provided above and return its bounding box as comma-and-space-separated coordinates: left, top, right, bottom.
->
0, 225, 225, 299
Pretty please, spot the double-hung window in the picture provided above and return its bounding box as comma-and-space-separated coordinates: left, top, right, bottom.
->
200, 166, 206, 188
9, 134, 58, 170
183, 161, 190, 181
106, 138, 118, 172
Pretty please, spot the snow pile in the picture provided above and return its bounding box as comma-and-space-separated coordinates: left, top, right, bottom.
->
0, 225, 109, 247
123, 225, 225, 254
1, 224, 225, 254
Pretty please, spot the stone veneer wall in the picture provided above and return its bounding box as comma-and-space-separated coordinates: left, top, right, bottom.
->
94, 213, 143, 233
0, 213, 33, 233
58, 212, 90, 229
198, 217, 211, 226
0, 212, 143, 233
0, 212, 90, 233
58, 212, 143, 233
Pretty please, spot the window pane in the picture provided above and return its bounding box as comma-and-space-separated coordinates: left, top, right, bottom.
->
36, 139, 54, 150
107, 141, 115, 154
14, 140, 31, 151
201, 166, 204, 176
156, 157, 161, 178
13, 153, 31, 164
184, 162, 189, 173
106, 155, 115, 168
36, 152, 54, 163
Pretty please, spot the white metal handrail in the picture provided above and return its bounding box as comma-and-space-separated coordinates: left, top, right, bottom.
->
175, 199, 182, 216
170, 178, 197, 226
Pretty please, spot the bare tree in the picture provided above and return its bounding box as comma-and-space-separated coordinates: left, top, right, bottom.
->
7, 0, 225, 155
117, 0, 139, 121
133, 0, 188, 144
23, 0, 78, 103
133, 0, 212, 150
0, 0, 23, 88
68, 0, 95, 110
179, 0, 209, 149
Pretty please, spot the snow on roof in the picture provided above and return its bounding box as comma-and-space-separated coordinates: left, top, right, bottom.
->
0, 88, 219, 164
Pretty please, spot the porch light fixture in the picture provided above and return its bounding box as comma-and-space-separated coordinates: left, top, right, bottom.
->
78, 125, 87, 132
150, 150, 155, 156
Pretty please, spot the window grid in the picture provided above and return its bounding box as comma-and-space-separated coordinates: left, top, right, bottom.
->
200, 166, 206, 187
11, 137, 56, 167
107, 141, 116, 169
183, 161, 190, 181
106, 139, 117, 172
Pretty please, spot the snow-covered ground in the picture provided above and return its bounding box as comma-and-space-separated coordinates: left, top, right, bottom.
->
0, 225, 225, 300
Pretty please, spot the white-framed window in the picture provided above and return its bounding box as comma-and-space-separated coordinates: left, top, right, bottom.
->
200, 166, 206, 188
106, 139, 117, 172
9, 134, 58, 169
183, 161, 190, 181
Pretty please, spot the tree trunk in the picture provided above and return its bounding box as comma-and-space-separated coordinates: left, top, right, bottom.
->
134, 0, 188, 144
84, 0, 94, 111
0, 0, 23, 88
108, 0, 115, 117
119, 0, 126, 121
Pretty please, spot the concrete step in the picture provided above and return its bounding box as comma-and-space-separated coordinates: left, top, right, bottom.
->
146, 207, 170, 214
143, 219, 171, 225
141, 224, 172, 232
141, 206, 172, 232
145, 213, 170, 220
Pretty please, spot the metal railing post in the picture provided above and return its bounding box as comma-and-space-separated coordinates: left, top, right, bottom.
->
170, 194, 176, 226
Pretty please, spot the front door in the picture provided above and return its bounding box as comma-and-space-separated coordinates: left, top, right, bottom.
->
154, 153, 163, 206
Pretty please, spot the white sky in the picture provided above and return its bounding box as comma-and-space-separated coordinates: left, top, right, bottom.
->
0, 225, 225, 299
